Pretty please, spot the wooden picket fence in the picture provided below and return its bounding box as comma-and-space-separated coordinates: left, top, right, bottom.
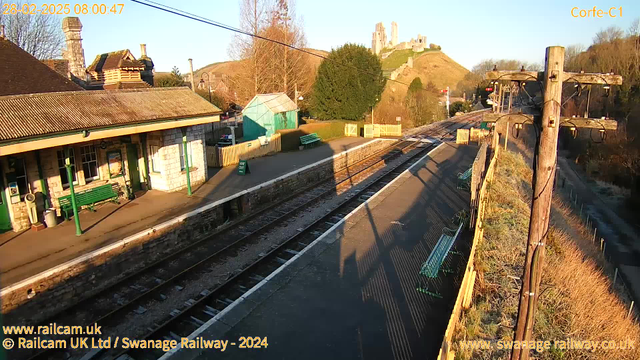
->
363, 124, 402, 138
437, 134, 500, 360
207, 133, 281, 168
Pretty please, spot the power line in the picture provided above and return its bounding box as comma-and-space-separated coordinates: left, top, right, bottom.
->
130, 0, 432, 94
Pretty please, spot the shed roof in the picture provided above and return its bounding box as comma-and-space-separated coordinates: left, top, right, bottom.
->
0, 38, 83, 96
246, 93, 297, 114
0, 87, 222, 142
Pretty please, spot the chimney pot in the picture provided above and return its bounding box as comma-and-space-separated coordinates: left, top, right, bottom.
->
140, 43, 147, 57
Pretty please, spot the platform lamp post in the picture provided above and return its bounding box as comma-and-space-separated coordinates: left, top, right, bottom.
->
372, 97, 379, 125
64, 147, 82, 236
199, 72, 212, 103
181, 128, 192, 196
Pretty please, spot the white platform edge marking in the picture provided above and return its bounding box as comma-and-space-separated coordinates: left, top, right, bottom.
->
0, 139, 395, 295
158, 141, 446, 359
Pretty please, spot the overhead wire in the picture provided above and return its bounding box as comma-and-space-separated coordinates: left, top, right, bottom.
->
130, 0, 437, 96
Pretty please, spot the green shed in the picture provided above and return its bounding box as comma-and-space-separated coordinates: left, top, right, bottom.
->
242, 93, 298, 141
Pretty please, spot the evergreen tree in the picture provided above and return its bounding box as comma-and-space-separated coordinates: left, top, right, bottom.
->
154, 66, 185, 87
311, 44, 386, 120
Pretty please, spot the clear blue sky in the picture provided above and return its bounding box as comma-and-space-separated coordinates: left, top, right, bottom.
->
34, 0, 640, 72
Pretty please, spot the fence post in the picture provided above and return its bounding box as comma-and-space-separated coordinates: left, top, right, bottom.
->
593, 228, 597, 243
579, 203, 583, 218
586, 213, 590, 227
614, 268, 619, 287
600, 238, 604, 250
628, 301, 635, 319
603, 242, 607, 258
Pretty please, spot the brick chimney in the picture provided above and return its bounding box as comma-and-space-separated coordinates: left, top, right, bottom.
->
62, 17, 86, 83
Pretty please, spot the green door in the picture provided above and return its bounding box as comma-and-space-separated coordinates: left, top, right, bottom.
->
126, 144, 141, 192
0, 170, 13, 232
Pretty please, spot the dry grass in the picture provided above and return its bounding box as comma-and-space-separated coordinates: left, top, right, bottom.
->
454, 150, 640, 360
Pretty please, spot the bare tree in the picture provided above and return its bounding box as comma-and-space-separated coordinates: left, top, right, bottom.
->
628, 18, 640, 37
229, 0, 311, 102
564, 44, 585, 70
0, 0, 64, 59
228, 0, 272, 97
593, 26, 624, 44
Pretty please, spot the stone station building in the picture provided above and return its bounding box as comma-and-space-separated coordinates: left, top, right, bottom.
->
0, 88, 222, 232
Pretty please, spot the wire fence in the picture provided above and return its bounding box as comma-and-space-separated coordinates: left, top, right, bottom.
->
556, 173, 638, 321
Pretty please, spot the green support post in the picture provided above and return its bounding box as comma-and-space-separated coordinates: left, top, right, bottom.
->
181, 128, 192, 196
140, 133, 151, 190
65, 147, 82, 236
35, 150, 50, 209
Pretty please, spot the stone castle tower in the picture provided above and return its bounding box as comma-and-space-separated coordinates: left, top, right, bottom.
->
62, 17, 86, 83
371, 22, 387, 55
391, 22, 398, 47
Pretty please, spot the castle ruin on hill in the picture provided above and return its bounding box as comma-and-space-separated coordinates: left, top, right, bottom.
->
371, 22, 427, 55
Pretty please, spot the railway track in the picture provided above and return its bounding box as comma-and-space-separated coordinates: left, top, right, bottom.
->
10, 113, 482, 360
117, 133, 451, 360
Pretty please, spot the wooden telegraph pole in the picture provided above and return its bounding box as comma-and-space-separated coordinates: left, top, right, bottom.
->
485, 46, 622, 360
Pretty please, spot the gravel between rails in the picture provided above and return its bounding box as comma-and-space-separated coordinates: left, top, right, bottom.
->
53, 144, 427, 360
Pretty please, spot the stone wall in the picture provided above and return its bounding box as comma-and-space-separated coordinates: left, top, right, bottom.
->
0, 139, 393, 323
147, 125, 206, 192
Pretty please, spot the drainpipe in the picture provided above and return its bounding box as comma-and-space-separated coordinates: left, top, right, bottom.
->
35, 150, 50, 209
65, 147, 82, 235
140, 133, 151, 190
181, 128, 192, 196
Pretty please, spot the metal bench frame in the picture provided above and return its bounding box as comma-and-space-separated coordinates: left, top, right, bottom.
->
58, 183, 120, 220
300, 133, 321, 147
416, 221, 464, 298
457, 167, 472, 190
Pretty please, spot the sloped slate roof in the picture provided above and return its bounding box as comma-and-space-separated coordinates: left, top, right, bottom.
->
0, 87, 222, 142
247, 93, 297, 114
87, 50, 145, 72
0, 38, 83, 96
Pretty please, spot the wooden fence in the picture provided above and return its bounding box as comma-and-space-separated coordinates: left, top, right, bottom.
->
344, 123, 358, 137
437, 135, 500, 360
207, 133, 281, 168
363, 124, 402, 138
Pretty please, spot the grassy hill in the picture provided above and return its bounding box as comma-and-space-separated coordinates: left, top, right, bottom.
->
386, 50, 469, 98
194, 48, 328, 78
382, 48, 433, 71
375, 50, 469, 126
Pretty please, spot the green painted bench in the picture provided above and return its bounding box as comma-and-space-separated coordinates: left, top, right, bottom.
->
457, 167, 472, 190
59, 183, 120, 220
417, 222, 464, 297
300, 133, 321, 147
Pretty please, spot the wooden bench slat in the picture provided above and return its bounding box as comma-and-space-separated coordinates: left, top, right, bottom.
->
300, 133, 321, 145
59, 183, 120, 220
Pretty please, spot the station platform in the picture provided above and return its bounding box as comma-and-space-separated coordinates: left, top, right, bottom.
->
187, 142, 478, 360
0, 137, 371, 289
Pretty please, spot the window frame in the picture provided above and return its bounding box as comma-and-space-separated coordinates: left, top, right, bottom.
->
57, 148, 78, 189
150, 145, 161, 173
179, 142, 193, 171
13, 158, 28, 199
80, 145, 100, 182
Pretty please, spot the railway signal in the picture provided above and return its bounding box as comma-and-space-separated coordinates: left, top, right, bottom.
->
485, 46, 622, 360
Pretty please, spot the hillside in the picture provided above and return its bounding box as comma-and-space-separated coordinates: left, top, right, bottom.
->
385, 50, 469, 99
194, 48, 328, 78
